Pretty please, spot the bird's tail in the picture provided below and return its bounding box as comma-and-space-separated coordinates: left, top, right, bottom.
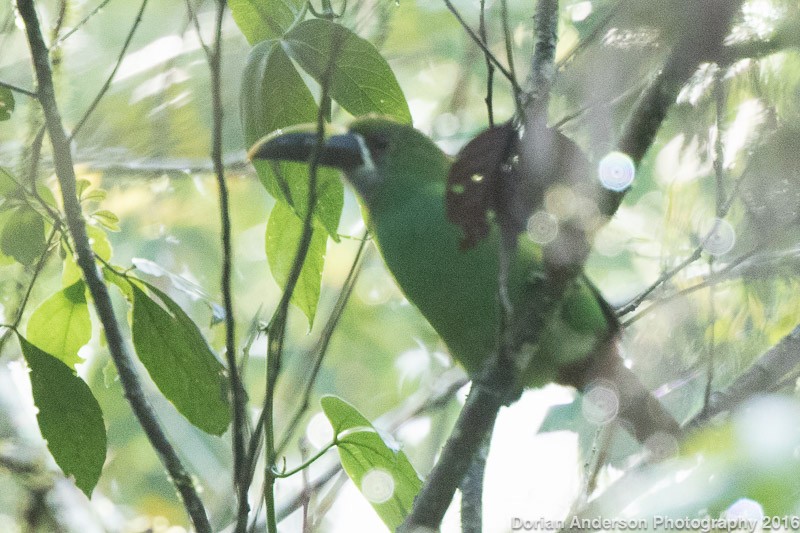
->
557, 330, 683, 451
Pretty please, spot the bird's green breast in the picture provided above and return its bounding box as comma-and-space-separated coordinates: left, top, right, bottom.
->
371, 183, 503, 376
369, 183, 612, 387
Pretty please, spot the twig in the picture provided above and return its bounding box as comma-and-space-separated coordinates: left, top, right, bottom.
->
275, 231, 368, 456
499, 0, 516, 88
555, 0, 627, 69
479, 0, 494, 126
184, 0, 210, 55
617, 142, 750, 318
689, 323, 800, 427
69, 0, 148, 140
15, 2, 211, 531
51, 0, 114, 46
199, 0, 250, 529
615, 246, 704, 317
0, 80, 37, 98
441, 0, 522, 94
262, 33, 342, 533
552, 80, 646, 130
620, 247, 759, 327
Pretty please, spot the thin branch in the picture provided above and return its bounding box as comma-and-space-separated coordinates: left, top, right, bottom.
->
688, 324, 800, 427
271, 441, 337, 479
552, 79, 646, 130
275, 231, 368, 456
499, 0, 516, 85
0, 227, 58, 352
620, 245, 767, 328
615, 246, 704, 317
15, 2, 211, 531
262, 34, 342, 533
184, 0, 211, 55
607, 0, 744, 217
69, 0, 148, 140
617, 154, 750, 319
201, 0, 250, 529
0, 80, 37, 98
555, 0, 627, 69
479, 0, 494, 126
441, 0, 522, 94
52, 0, 114, 46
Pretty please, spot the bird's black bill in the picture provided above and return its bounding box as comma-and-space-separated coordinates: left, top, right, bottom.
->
248, 132, 364, 170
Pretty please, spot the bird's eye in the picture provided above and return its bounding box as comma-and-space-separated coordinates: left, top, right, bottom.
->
367, 133, 390, 153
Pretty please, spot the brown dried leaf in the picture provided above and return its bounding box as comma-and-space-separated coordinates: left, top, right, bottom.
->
445, 122, 518, 250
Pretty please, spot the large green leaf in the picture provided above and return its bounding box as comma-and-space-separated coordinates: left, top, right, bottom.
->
18, 335, 106, 497
241, 39, 343, 238
229, 0, 303, 44
130, 281, 230, 435
0, 205, 46, 266
284, 19, 411, 123
321, 395, 421, 530
266, 202, 328, 327
27, 280, 91, 369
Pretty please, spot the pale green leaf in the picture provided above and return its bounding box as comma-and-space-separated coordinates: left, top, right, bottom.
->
266, 202, 327, 327
284, 20, 411, 123
1, 206, 46, 266
92, 209, 120, 232
130, 281, 230, 435
229, 0, 303, 44
240, 39, 343, 238
321, 395, 421, 530
27, 280, 91, 368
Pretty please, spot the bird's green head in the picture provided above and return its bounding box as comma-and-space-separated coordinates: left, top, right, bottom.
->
248, 116, 450, 213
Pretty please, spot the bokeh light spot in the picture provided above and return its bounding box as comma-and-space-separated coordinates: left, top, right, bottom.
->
361, 468, 395, 504
725, 498, 763, 524
582, 383, 619, 425
306, 412, 334, 449
700, 218, 736, 255
598, 151, 635, 191
526, 211, 559, 244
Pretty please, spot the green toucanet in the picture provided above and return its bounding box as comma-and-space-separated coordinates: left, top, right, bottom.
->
249, 117, 681, 444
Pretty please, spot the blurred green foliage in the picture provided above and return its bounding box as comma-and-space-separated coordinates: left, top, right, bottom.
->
0, 0, 799, 530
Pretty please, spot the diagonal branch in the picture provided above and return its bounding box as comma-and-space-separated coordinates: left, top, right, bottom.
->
602, 0, 745, 217
687, 324, 800, 427
15, 2, 211, 531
